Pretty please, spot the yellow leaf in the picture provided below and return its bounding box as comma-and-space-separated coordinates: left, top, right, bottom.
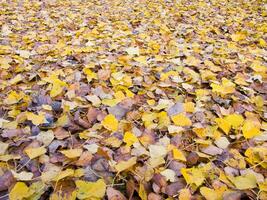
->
193, 127, 207, 138
60, 149, 83, 159
259, 181, 267, 192
250, 63, 267, 73
142, 112, 157, 129
184, 56, 201, 67
75, 179, 106, 199
231, 32, 246, 42
147, 99, 155, 105
44, 74, 67, 97
0, 141, 9, 155
4, 91, 23, 105
215, 118, 231, 134
138, 183, 147, 200
242, 120, 261, 139
114, 91, 126, 101
102, 114, 118, 132
224, 114, 244, 128
10, 182, 31, 200
259, 38, 266, 47
0, 57, 11, 69
226, 149, 246, 169
0, 154, 21, 162
42, 104, 52, 111
253, 95, 264, 108
157, 111, 170, 128
173, 148, 186, 161
134, 56, 147, 65
74, 169, 84, 177
56, 114, 70, 127
101, 98, 120, 107
124, 88, 134, 97
181, 167, 205, 187
25, 146, 46, 159
83, 68, 97, 82
104, 136, 122, 148
27, 181, 46, 200
54, 168, 74, 181
211, 78, 235, 96
115, 157, 137, 172
183, 102, 195, 113
200, 186, 226, 200
204, 60, 221, 72
227, 173, 257, 190
171, 113, 192, 126
123, 131, 138, 147
26, 112, 47, 125
50, 83, 63, 98
9, 74, 22, 85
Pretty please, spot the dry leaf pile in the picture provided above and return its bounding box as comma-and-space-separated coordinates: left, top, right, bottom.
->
0, 0, 267, 199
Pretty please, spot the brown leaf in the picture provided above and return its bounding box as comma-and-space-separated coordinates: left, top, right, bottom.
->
126, 180, 136, 199
53, 127, 69, 140
164, 179, 186, 196
86, 107, 100, 123
98, 69, 111, 81
201, 145, 223, 156
186, 152, 199, 166
76, 151, 93, 166
148, 193, 162, 200
0, 171, 16, 192
74, 111, 90, 128
107, 187, 127, 200
152, 174, 167, 189
2, 129, 24, 138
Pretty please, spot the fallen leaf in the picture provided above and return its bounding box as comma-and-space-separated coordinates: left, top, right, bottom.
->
172, 148, 186, 161
242, 120, 261, 139
227, 173, 257, 190
0, 141, 9, 155
60, 149, 83, 159
36, 130, 54, 146
75, 179, 106, 199
160, 169, 176, 182
9, 182, 32, 200
171, 114, 192, 126
25, 146, 46, 159
102, 114, 119, 132
115, 157, 137, 172
181, 167, 205, 187
123, 131, 138, 147
11, 170, 33, 181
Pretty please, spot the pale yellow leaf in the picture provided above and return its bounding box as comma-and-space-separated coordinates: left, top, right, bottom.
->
25, 146, 46, 159
115, 157, 137, 172
60, 149, 83, 159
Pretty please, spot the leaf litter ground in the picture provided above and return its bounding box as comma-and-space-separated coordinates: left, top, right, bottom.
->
0, 0, 266, 199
